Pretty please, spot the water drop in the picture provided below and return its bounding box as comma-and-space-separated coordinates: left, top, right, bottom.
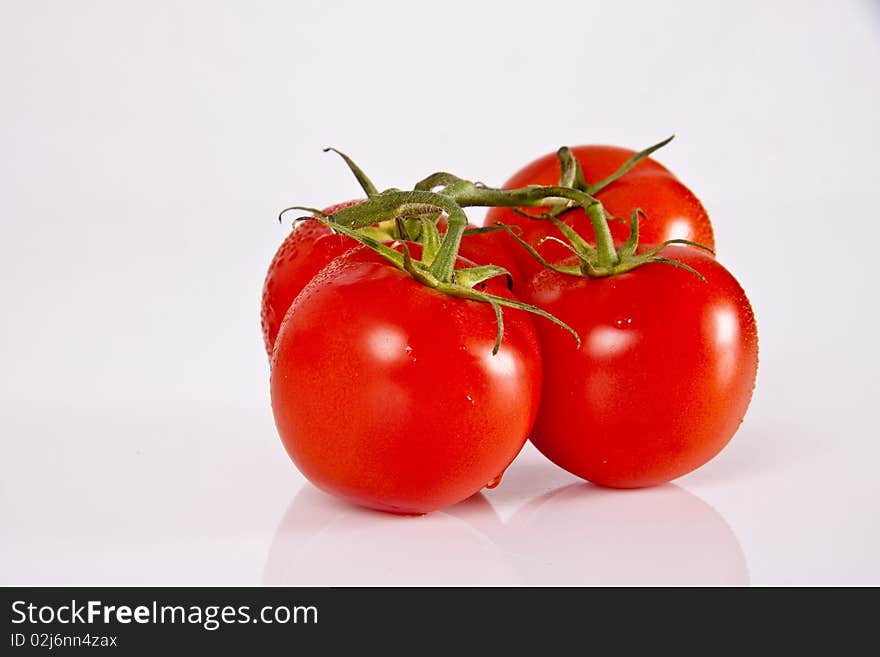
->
485, 471, 505, 489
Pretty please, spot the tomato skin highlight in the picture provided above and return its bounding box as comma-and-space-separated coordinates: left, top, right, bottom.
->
527, 246, 757, 488
486, 145, 715, 278
261, 200, 363, 357
270, 246, 543, 514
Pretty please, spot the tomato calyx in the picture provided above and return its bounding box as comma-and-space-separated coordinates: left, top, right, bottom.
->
500, 206, 715, 280
302, 213, 579, 354
409, 167, 713, 279
278, 150, 444, 245
498, 136, 674, 245
477, 137, 716, 280
512, 135, 676, 222
278, 148, 582, 354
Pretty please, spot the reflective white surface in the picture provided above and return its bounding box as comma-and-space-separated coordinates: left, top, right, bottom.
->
2, 0, 879, 585
264, 477, 748, 587
2, 398, 878, 585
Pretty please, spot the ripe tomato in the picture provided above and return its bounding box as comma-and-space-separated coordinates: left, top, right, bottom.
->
270, 245, 543, 514
261, 200, 363, 357
526, 246, 757, 488
486, 145, 715, 278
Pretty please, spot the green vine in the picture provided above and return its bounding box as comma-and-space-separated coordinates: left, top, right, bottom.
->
278, 137, 709, 352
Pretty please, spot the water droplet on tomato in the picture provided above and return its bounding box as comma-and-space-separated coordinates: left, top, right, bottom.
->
465, 394, 474, 404
485, 472, 505, 489
614, 317, 633, 329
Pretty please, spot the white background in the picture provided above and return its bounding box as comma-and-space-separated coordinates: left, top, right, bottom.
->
2, 0, 878, 585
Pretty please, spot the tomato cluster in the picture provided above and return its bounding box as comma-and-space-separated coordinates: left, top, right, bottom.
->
262, 141, 758, 514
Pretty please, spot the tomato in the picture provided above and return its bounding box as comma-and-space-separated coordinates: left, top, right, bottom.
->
261, 200, 363, 357
270, 245, 543, 514
526, 246, 757, 488
486, 145, 715, 278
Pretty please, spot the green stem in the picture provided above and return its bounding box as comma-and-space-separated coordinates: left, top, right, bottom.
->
583, 203, 618, 269
330, 190, 461, 229
449, 183, 619, 270
289, 141, 710, 315
428, 206, 468, 282
324, 189, 471, 284
328, 173, 622, 275
307, 216, 581, 352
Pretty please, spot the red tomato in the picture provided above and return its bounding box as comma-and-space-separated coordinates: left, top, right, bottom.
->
526, 246, 757, 488
261, 200, 363, 357
486, 145, 715, 278
270, 245, 543, 514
